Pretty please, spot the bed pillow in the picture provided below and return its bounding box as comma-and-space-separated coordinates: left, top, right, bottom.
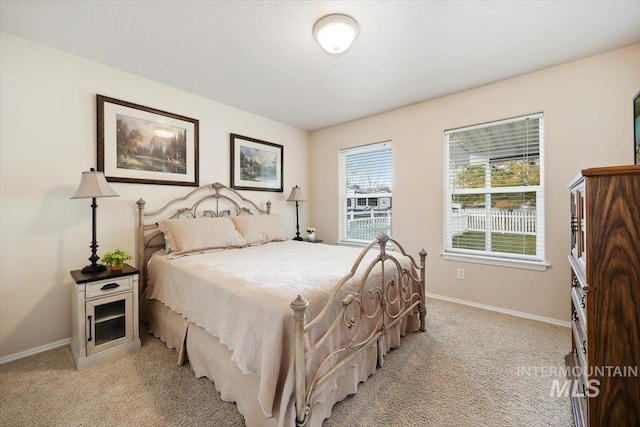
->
157, 217, 247, 258
230, 214, 289, 245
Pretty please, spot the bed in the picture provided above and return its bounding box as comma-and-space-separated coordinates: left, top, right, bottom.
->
137, 183, 427, 426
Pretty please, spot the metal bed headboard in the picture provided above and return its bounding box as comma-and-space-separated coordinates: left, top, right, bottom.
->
136, 182, 271, 291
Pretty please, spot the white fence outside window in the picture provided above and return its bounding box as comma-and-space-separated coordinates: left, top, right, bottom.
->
452, 208, 536, 236
346, 208, 534, 242
347, 210, 392, 241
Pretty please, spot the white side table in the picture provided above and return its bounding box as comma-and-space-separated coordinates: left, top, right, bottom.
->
70, 263, 141, 369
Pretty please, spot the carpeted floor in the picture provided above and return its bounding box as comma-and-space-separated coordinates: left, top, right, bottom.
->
0, 298, 573, 426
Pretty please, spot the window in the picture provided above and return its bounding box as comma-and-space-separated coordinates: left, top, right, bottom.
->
339, 141, 392, 244
444, 113, 546, 269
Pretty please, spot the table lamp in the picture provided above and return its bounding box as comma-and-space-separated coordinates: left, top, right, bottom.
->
286, 185, 305, 241
71, 168, 119, 273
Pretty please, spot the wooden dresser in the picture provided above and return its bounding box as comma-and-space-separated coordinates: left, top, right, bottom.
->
565, 165, 640, 427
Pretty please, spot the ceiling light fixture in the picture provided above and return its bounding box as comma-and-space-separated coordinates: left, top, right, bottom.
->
313, 14, 359, 56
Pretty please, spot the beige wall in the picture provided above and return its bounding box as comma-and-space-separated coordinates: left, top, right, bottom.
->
2, 30, 638, 359
309, 44, 640, 323
0, 33, 309, 359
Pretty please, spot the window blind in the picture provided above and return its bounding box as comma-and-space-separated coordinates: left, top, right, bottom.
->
445, 113, 544, 262
338, 141, 392, 244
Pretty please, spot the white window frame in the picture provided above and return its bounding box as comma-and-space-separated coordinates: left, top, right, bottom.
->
442, 113, 548, 271
338, 141, 392, 246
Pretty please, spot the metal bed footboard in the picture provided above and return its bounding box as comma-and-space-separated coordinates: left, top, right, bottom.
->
291, 234, 427, 426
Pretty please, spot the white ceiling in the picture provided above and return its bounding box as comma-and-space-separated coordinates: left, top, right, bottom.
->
2, 1, 640, 131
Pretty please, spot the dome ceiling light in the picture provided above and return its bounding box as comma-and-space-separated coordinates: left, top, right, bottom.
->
313, 14, 359, 56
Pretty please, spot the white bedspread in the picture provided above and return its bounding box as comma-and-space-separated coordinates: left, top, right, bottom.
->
146, 240, 412, 422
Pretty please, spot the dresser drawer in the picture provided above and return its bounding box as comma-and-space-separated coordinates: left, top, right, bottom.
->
570, 267, 590, 291
570, 351, 589, 397
85, 275, 133, 299
571, 304, 586, 336
571, 321, 588, 378
571, 287, 587, 328
565, 352, 588, 426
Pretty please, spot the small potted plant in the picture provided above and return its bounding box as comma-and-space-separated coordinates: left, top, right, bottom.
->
101, 249, 132, 270
306, 227, 316, 242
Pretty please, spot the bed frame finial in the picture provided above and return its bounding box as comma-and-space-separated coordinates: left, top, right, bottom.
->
291, 295, 309, 312
212, 182, 223, 195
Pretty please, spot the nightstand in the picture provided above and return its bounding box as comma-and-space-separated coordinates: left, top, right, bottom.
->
306, 239, 324, 243
70, 263, 141, 369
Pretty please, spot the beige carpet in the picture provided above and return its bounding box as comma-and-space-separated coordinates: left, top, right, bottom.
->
0, 299, 573, 426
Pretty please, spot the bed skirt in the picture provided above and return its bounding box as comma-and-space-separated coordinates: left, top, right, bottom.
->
146, 299, 417, 426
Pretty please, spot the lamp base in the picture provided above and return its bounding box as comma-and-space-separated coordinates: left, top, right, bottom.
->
293, 236, 303, 241
81, 264, 107, 274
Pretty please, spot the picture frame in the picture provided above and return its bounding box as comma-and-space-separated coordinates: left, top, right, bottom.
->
634, 90, 640, 165
97, 95, 199, 186
230, 133, 283, 192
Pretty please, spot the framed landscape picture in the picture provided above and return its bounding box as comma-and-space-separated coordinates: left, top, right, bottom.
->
230, 133, 283, 192
97, 95, 199, 186
634, 90, 640, 164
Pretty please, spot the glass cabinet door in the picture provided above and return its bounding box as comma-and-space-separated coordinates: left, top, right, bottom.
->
86, 292, 132, 355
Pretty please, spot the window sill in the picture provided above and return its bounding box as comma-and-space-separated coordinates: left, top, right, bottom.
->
338, 240, 396, 251
440, 252, 549, 271
337, 241, 365, 248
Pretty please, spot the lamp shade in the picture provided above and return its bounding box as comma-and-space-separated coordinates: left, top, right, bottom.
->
71, 168, 119, 199
313, 14, 359, 55
287, 185, 305, 202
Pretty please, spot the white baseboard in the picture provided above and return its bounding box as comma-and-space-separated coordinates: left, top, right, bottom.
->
0, 337, 71, 365
425, 292, 571, 328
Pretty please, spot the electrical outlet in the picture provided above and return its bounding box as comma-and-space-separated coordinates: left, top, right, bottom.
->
457, 268, 466, 280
